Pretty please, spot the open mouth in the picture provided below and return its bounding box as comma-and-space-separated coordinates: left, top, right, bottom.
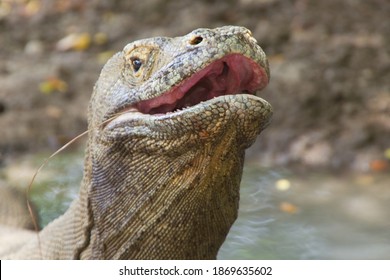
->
134, 54, 269, 115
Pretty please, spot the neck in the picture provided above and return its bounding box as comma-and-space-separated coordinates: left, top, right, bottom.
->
84, 125, 244, 259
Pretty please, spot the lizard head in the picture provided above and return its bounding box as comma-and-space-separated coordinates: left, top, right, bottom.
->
91, 26, 271, 144
84, 26, 272, 259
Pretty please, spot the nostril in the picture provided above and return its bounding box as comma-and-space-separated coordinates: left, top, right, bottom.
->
189, 36, 203, 45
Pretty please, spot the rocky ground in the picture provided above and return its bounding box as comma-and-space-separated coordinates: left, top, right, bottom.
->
0, 0, 389, 172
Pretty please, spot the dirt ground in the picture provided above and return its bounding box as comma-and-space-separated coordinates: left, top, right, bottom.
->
0, 0, 389, 172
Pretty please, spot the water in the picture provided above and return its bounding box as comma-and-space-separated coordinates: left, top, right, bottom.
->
6, 152, 390, 259
30, 153, 82, 227
219, 166, 390, 259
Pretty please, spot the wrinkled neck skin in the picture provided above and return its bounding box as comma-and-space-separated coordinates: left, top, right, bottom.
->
81, 122, 245, 259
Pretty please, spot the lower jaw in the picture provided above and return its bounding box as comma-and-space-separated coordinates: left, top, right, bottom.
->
104, 94, 271, 143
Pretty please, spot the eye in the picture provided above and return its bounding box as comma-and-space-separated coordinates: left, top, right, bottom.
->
131, 57, 143, 72
123, 46, 156, 82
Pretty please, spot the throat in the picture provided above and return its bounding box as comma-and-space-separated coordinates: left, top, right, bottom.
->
88, 136, 244, 259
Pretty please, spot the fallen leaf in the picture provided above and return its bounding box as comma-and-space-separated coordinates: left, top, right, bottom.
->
72, 33, 91, 51
370, 159, 388, 172
39, 77, 68, 94
384, 148, 390, 160
279, 202, 299, 214
0, 2, 11, 19
25, 0, 41, 17
56, 32, 91, 51
94, 32, 108, 46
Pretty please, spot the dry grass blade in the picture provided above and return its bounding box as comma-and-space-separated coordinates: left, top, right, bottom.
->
23, 113, 121, 259
25, 130, 89, 259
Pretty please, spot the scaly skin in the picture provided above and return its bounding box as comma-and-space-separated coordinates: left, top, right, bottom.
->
0, 26, 272, 259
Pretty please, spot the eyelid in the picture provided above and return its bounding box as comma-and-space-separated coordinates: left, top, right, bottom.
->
123, 46, 159, 82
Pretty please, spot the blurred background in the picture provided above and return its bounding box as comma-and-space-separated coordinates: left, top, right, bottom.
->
0, 0, 389, 259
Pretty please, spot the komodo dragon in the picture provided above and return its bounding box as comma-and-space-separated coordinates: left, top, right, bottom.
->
0, 26, 272, 259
